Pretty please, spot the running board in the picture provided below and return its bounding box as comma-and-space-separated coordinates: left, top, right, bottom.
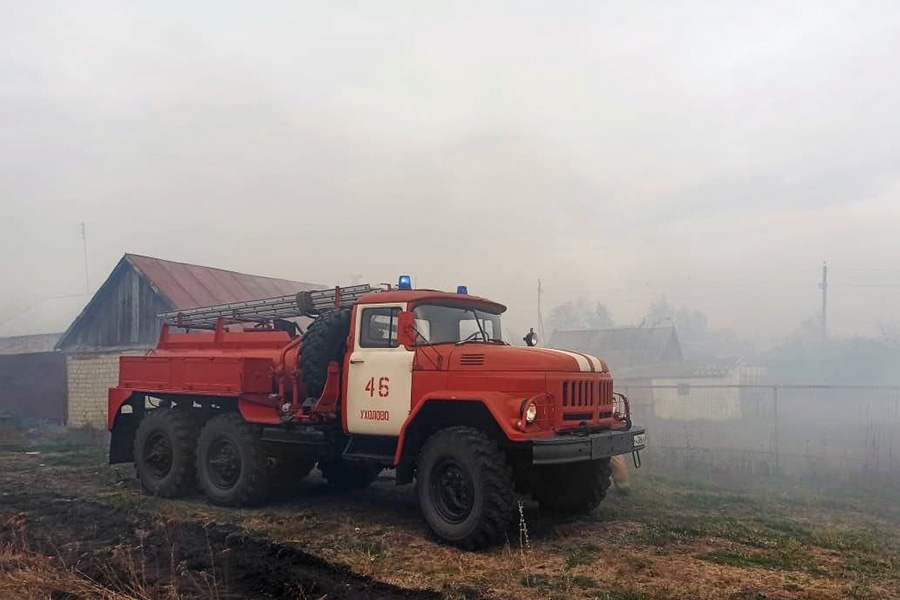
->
341, 452, 395, 466
342, 435, 397, 466
261, 427, 333, 460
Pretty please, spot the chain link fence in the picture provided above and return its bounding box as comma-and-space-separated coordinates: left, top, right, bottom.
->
618, 382, 900, 482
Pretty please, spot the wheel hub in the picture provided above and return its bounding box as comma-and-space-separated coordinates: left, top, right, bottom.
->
431, 459, 475, 524
143, 431, 173, 479
207, 438, 242, 489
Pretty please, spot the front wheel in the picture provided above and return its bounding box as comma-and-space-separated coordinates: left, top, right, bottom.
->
196, 413, 271, 506
417, 427, 515, 549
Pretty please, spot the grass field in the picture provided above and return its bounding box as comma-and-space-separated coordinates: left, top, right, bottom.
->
1, 430, 898, 599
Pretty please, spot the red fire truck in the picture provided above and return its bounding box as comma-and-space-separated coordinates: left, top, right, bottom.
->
108, 278, 645, 548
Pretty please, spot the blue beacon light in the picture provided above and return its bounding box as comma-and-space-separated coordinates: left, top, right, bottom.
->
457, 285, 468, 294
398, 275, 412, 290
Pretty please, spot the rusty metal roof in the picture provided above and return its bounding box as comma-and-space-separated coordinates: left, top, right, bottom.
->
55, 254, 327, 352
125, 254, 323, 309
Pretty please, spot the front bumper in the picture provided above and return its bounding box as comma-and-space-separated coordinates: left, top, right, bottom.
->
531, 426, 646, 465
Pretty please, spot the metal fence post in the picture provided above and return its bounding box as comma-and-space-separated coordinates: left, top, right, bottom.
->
773, 386, 780, 474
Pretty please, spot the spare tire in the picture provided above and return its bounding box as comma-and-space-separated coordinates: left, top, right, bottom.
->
299, 309, 351, 399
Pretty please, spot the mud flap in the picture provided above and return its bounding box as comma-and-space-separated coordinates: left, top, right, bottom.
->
109, 411, 139, 464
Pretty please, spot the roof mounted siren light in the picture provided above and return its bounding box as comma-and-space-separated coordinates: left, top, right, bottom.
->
398, 275, 412, 290
457, 285, 468, 294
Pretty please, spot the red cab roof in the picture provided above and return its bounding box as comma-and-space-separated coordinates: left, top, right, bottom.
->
356, 289, 506, 314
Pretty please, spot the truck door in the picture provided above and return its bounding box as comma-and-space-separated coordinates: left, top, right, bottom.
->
346, 303, 413, 436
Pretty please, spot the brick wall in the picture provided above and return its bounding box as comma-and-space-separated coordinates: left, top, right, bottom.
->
66, 351, 145, 428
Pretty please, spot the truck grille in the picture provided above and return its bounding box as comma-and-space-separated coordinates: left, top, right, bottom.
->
557, 377, 613, 426
562, 379, 610, 407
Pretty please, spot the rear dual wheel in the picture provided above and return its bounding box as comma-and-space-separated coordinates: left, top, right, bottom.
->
196, 413, 271, 506
133, 410, 318, 505
133, 410, 271, 505
133, 408, 199, 498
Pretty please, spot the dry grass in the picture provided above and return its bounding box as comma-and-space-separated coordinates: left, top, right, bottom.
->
3, 443, 900, 600
242, 471, 900, 600
0, 514, 140, 600
0, 511, 199, 600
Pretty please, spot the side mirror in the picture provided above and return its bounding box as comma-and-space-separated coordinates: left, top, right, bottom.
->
397, 310, 416, 347
524, 328, 538, 347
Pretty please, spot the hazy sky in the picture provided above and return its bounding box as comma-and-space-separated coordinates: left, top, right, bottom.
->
2, 0, 899, 347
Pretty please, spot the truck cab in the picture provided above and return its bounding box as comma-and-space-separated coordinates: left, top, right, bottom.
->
108, 279, 645, 549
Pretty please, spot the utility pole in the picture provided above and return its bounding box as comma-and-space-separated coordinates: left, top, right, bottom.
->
537, 279, 545, 344
819, 261, 828, 342
81, 222, 90, 294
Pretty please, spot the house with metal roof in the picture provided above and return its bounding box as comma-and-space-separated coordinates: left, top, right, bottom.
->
548, 325, 764, 421
59, 254, 324, 427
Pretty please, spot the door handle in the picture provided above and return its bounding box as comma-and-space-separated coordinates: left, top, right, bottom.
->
350, 358, 365, 364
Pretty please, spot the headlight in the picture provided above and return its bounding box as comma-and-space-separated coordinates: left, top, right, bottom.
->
524, 401, 538, 424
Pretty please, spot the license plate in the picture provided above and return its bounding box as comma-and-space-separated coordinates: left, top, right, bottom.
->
633, 433, 646, 448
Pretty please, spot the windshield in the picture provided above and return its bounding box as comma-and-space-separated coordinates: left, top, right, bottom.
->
412, 304, 503, 345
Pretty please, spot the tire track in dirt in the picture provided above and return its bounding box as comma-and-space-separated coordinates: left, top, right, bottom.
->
0, 490, 485, 599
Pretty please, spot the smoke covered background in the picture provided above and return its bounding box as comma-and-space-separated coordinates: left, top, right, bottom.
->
2, 0, 900, 350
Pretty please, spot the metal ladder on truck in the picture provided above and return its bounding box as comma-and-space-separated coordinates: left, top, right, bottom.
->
158, 284, 380, 330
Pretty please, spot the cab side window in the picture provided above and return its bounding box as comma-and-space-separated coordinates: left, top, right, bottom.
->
360, 307, 400, 348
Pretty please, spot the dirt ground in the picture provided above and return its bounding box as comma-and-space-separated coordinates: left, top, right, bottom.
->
1, 433, 898, 600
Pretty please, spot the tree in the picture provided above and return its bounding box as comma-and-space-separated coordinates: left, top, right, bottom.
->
643, 296, 707, 340
548, 297, 615, 331
876, 320, 900, 346
783, 314, 823, 348
765, 335, 900, 384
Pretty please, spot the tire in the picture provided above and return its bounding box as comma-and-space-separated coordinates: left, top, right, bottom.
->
417, 427, 515, 550
270, 458, 317, 497
196, 413, 271, 506
318, 460, 381, 490
533, 459, 613, 514
133, 408, 198, 498
299, 309, 351, 399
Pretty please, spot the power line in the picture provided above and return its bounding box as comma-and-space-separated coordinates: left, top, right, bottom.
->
830, 283, 900, 288
839, 267, 900, 272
